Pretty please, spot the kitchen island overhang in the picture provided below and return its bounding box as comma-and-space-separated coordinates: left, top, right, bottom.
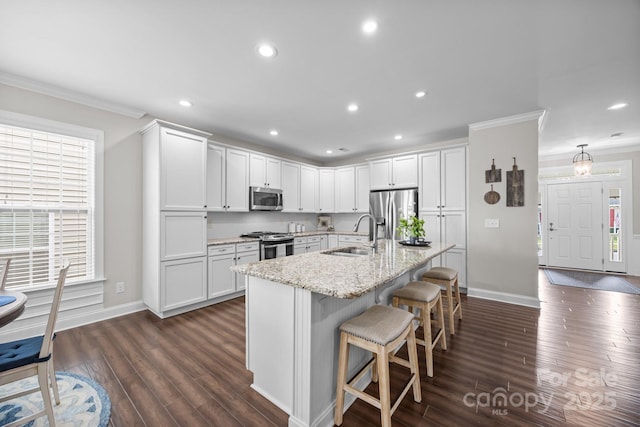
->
232, 241, 455, 427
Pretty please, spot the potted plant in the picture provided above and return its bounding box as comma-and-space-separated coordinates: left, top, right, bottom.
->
396, 213, 425, 244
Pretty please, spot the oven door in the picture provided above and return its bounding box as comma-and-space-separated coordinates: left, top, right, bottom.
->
262, 241, 294, 260
262, 243, 278, 260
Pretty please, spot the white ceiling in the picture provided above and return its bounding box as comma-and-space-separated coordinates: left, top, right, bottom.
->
1, 0, 639, 164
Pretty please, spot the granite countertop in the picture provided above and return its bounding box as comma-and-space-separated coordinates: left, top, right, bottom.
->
207, 231, 368, 246
231, 240, 455, 298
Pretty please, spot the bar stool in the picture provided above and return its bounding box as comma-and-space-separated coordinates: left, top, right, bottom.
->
422, 267, 462, 334
334, 305, 421, 427
392, 281, 447, 377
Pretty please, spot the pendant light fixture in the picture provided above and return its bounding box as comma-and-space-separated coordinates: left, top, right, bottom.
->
573, 144, 593, 176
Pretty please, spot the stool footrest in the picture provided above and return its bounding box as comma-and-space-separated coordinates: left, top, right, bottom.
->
391, 374, 420, 415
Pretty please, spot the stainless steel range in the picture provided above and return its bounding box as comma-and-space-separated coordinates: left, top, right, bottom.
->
241, 231, 294, 260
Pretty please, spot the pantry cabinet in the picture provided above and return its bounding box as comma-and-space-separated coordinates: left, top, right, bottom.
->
419, 146, 467, 288
142, 120, 211, 318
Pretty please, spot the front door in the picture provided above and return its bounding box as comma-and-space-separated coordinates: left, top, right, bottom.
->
547, 182, 603, 270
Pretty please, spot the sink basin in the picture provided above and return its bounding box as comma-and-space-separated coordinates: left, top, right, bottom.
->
325, 247, 372, 257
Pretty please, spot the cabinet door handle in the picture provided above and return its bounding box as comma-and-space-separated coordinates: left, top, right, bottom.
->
204, 205, 207, 208
204, 216, 207, 219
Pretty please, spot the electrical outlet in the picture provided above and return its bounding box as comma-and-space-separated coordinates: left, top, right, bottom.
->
116, 281, 125, 293
484, 218, 500, 228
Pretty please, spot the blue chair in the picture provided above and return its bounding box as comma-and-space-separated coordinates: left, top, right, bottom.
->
0, 262, 70, 427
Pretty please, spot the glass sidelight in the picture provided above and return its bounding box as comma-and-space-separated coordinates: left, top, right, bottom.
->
608, 188, 621, 262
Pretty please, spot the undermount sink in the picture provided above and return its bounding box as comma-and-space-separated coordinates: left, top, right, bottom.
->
325, 247, 372, 257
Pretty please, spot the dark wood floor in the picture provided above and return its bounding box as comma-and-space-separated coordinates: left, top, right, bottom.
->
53, 271, 640, 426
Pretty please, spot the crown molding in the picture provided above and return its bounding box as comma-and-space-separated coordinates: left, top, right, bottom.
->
0, 71, 147, 119
469, 109, 546, 132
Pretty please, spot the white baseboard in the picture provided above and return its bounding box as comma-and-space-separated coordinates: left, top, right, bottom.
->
0, 300, 146, 342
467, 287, 540, 309
56, 300, 147, 332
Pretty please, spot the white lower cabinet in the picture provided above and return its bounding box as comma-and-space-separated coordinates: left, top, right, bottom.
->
338, 235, 369, 247
294, 235, 324, 254
160, 257, 207, 311
208, 242, 259, 298
328, 235, 339, 249
208, 246, 235, 299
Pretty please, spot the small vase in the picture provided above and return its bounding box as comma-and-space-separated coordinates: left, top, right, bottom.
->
409, 236, 417, 245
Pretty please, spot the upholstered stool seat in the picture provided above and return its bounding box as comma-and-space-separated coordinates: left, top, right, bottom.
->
422, 267, 462, 335
335, 305, 421, 427
393, 281, 447, 377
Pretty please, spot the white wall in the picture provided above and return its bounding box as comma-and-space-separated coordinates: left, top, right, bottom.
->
467, 114, 541, 307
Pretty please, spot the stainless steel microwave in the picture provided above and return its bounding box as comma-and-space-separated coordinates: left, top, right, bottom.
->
250, 187, 283, 211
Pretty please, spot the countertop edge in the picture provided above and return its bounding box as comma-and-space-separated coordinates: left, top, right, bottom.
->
232, 242, 456, 298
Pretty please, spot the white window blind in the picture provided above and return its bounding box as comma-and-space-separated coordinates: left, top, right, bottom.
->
0, 123, 95, 288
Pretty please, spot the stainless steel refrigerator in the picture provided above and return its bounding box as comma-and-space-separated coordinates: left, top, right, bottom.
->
370, 188, 419, 240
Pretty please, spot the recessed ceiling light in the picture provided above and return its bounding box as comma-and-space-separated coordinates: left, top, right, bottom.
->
610, 132, 624, 138
257, 43, 278, 58
179, 100, 192, 107
607, 102, 627, 110
347, 103, 359, 112
394, 135, 403, 140
269, 129, 278, 136
362, 20, 378, 34
326, 150, 333, 154
415, 91, 426, 98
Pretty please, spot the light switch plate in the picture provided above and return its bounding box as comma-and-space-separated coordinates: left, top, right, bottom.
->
485, 218, 500, 228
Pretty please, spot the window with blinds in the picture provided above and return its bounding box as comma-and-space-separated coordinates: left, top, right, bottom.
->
0, 123, 95, 288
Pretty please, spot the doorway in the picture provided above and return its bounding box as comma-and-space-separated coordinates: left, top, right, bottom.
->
539, 160, 632, 274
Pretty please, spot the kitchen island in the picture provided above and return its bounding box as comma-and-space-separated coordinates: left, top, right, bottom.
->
232, 240, 455, 427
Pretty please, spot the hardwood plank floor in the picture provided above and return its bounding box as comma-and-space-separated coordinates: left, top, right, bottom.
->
53, 270, 640, 426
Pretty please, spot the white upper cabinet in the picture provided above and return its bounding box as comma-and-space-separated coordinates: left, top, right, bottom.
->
206, 144, 226, 211
159, 126, 208, 210
419, 152, 441, 211
441, 147, 466, 211
334, 165, 369, 212
282, 162, 318, 212
369, 154, 418, 190
369, 159, 392, 190
250, 153, 282, 189
282, 161, 300, 212
207, 144, 249, 212
300, 165, 318, 212
354, 164, 370, 212
419, 147, 466, 212
225, 148, 250, 211
318, 169, 335, 213
335, 166, 355, 213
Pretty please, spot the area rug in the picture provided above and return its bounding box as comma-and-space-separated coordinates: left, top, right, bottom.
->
0, 372, 110, 426
543, 268, 640, 295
